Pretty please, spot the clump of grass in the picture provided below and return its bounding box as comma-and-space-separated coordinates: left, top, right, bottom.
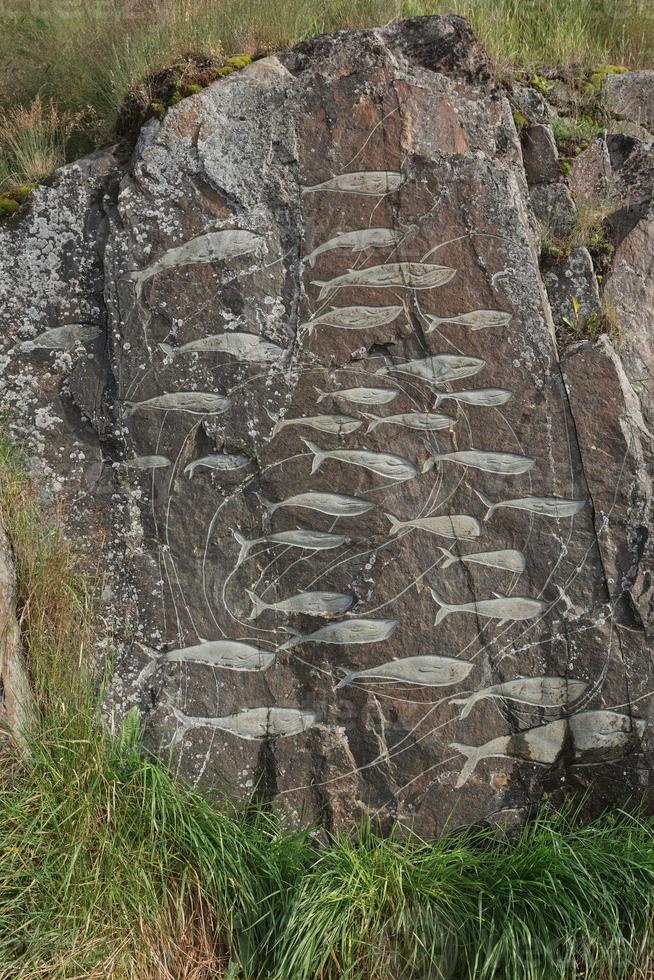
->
541, 196, 614, 264
0, 432, 93, 718
0, 96, 77, 194
271, 809, 654, 980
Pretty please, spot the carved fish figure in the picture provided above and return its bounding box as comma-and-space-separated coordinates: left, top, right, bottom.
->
118, 455, 170, 470
279, 618, 398, 651
379, 354, 485, 385
164, 640, 275, 671
257, 491, 373, 518
426, 309, 512, 332
20, 323, 101, 350
336, 655, 473, 690
569, 710, 646, 756
159, 331, 283, 362
317, 386, 399, 405
386, 514, 481, 539
451, 719, 567, 788
132, 230, 262, 294
424, 449, 535, 476
124, 392, 231, 417
184, 453, 250, 478
274, 415, 362, 436
303, 439, 416, 481
363, 411, 456, 433
476, 490, 587, 521
233, 528, 348, 567
301, 305, 403, 333
453, 676, 588, 719
431, 588, 546, 627
313, 263, 456, 302
173, 706, 319, 740
439, 547, 526, 573
246, 589, 355, 620
433, 388, 512, 408
302, 171, 404, 196
305, 228, 401, 267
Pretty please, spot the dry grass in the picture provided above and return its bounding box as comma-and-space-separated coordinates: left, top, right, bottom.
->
0, 96, 78, 193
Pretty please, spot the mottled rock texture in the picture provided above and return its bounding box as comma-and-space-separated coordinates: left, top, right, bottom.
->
0, 17, 652, 833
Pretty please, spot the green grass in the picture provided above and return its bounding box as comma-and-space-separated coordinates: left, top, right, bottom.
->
1, 431, 654, 977
0, 0, 653, 192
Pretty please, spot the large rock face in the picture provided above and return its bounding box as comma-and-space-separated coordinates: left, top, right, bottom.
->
0, 17, 652, 833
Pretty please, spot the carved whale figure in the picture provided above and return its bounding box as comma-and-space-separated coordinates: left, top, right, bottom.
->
451, 719, 567, 788
184, 452, 249, 477
431, 588, 546, 627
452, 676, 588, 719
439, 547, 526, 573
317, 386, 399, 405
173, 706, 319, 741
432, 388, 512, 408
424, 449, 535, 476
305, 228, 401, 267
336, 655, 473, 689
302, 171, 404, 196
364, 411, 456, 433
233, 528, 348, 567
257, 491, 373, 518
273, 414, 362, 435
313, 262, 456, 302
124, 392, 231, 417
164, 640, 275, 671
279, 618, 398, 651
246, 589, 355, 619
425, 309, 511, 332
378, 354, 485, 385
159, 331, 283, 362
386, 514, 481, 539
19, 323, 101, 350
475, 490, 587, 521
302, 439, 416, 481
118, 455, 170, 470
301, 305, 403, 332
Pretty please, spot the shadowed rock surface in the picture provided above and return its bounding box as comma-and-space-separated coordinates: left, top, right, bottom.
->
0, 16, 652, 833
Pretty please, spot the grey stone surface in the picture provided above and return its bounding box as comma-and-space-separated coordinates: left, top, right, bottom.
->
530, 181, 577, 239
0, 17, 651, 832
543, 247, 602, 329
521, 124, 560, 185
0, 524, 33, 745
604, 70, 654, 134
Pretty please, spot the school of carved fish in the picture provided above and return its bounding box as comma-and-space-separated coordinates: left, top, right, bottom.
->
124, 165, 641, 796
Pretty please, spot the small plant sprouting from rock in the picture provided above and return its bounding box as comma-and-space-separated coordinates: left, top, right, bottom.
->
559, 295, 621, 346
